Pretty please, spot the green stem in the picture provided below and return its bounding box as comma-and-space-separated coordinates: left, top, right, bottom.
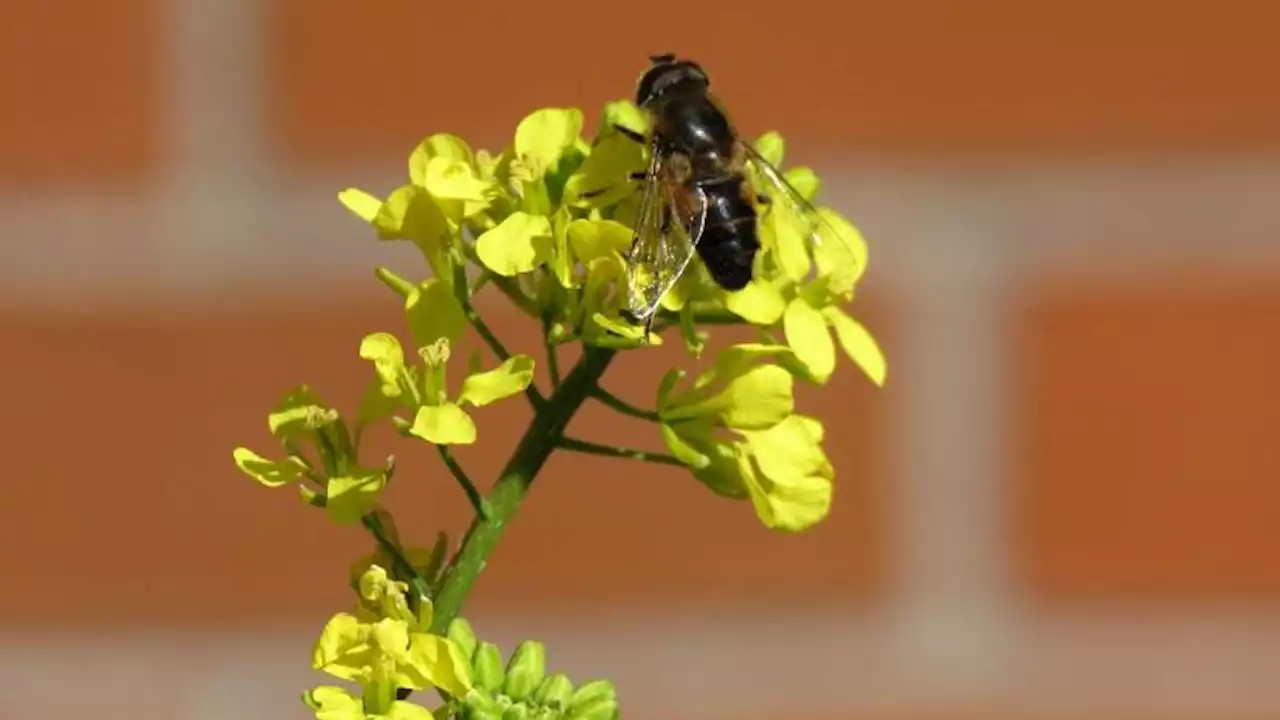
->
361, 513, 430, 600
453, 264, 545, 410
589, 386, 662, 422
428, 346, 616, 634
556, 436, 684, 466
437, 445, 488, 519
542, 315, 562, 389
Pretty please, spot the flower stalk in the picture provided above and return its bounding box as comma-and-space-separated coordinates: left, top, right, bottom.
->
429, 346, 615, 634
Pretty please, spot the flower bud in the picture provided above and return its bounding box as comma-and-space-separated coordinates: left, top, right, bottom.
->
501, 703, 531, 720
447, 617, 478, 661
532, 672, 573, 710
566, 697, 618, 720
473, 642, 506, 692
567, 680, 616, 715
463, 688, 501, 719
502, 640, 546, 701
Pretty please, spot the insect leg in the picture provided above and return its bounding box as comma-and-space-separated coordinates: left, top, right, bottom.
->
613, 125, 647, 144
579, 171, 649, 199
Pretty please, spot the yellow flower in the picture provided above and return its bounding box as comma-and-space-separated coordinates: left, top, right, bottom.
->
303, 686, 433, 720
357, 331, 534, 447
309, 565, 473, 715
232, 386, 390, 524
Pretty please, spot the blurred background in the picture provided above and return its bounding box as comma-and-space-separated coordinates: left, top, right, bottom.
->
3, 1, 1280, 718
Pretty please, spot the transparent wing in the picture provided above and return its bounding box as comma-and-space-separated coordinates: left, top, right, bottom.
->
739, 141, 862, 289
622, 148, 709, 326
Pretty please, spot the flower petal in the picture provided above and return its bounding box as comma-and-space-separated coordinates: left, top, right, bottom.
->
783, 167, 819, 201
268, 385, 336, 439
400, 633, 475, 698
475, 211, 553, 276
550, 206, 577, 288
326, 466, 389, 525
338, 188, 382, 223
515, 107, 584, 177
312, 613, 375, 683
372, 185, 448, 243
567, 218, 632, 262
387, 700, 436, 720
409, 403, 478, 445
724, 278, 786, 325
409, 133, 474, 186
303, 686, 365, 720
813, 207, 869, 293
458, 355, 536, 407
359, 333, 409, 398
783, 298, 836, 384
564, 133, 644, 208
753, 131, 785, 167
740, 416, 834, 532
824, 307, 887, 386
232, 448, 306, 488
664, 363, 794, 430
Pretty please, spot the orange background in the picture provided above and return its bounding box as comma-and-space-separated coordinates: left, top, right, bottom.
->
3, 1, 1280, 717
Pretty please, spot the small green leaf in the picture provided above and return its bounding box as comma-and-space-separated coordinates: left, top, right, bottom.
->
409, 403, 477, 445
232, 448, 306, 488
458, 355, 536, 407
326, 466, 388, 524
475, 211, 553, 276
406, 279, 467, 348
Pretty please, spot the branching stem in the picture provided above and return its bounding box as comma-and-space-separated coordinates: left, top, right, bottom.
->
437, 445, 488, 519
428, 347, 617, 634
556, 436, 684, 466
589, 386, 662, 422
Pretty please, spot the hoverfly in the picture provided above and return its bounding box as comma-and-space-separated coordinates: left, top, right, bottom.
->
588, 53, 858, 335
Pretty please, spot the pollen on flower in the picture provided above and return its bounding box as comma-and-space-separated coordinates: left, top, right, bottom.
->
305, 406, 340, 429
418, 337, 452, 368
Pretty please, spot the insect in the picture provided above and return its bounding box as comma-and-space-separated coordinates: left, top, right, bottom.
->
589, 53, 856, 335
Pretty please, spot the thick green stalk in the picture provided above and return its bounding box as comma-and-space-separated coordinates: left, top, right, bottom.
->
428, 345, 616, 633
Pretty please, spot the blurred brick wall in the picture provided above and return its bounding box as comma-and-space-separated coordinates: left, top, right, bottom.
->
3, 1, 1280, 718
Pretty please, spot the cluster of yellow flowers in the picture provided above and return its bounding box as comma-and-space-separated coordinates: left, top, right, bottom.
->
333, 101, 885, 531
306, 564, 618, 719
233, 98, 885, 719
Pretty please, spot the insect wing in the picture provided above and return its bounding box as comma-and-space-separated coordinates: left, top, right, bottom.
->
623, 147, 709, 325
740, 141, 864, 294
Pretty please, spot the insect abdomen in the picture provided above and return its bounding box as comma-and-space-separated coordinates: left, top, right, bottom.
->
694, 175, 759, 291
